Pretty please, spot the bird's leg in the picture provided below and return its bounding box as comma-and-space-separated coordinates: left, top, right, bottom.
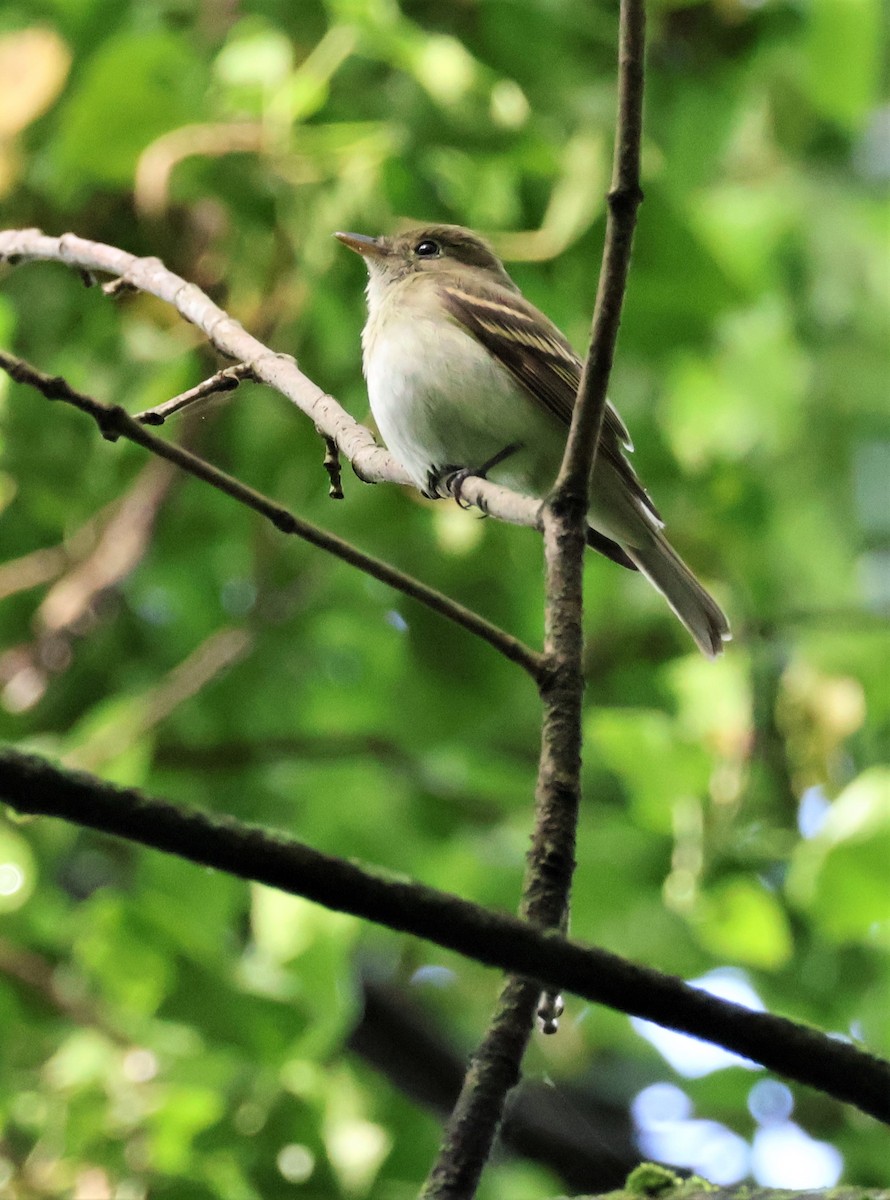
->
436, 442, 523, 509
537, 900, 571, 1033
537, 990, 565, 1036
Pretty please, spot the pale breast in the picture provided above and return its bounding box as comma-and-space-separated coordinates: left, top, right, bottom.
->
363, 295, 562, 493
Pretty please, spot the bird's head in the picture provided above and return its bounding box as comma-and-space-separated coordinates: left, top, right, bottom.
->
334, 224, 516, 291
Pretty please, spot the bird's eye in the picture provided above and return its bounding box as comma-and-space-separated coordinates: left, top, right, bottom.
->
414, 240, 441, 258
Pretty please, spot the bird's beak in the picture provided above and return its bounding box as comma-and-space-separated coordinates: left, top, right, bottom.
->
334, 231, 387, 259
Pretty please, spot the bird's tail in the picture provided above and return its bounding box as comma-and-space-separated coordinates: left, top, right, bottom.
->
625, 531, 730, 658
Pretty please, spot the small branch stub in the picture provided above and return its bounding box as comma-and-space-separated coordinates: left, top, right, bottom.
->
101, 276, 137, 298
322, 434, 344, 499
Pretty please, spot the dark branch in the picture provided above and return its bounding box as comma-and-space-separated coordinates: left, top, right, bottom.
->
1, 747, 888, 1126
558, 0, 645, 499
0, 350, 542, 680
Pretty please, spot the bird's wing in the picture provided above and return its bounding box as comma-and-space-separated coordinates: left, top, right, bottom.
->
440, 281, 661, 524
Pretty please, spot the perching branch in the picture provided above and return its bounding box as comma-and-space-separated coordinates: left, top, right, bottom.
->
0, 350, 542, 680
422, 3, 648, 1195
0, 227, 542, 533
1, 746, 888, 1126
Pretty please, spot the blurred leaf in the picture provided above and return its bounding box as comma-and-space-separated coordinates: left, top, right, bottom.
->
214, 22, 294, 102
0, 27, 71, 139
51, 30, 207, 195
586, 709, 712, 833
44, 1027, 117, 1090
149, 1084, 227, 1173
664, 298, 809, 468
802, 0, 882, 128
787, 768, 890, 945
666, 653, 750, 753
74, 895, 174, 1014
693, 876, 793, 969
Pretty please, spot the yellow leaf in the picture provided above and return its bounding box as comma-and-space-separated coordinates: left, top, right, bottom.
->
0, 27, 71, 139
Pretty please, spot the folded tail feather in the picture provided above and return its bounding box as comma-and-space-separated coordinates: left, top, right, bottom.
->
624, 531, 730, 659
586, 525, 637, 570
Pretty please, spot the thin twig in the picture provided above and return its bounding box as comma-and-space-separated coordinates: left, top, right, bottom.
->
422, 3, 648, 1194
0, 460, 177, 713
558, 0, 646, 496
135, 363, 254, 425
1, 747, 888, 1126
0, 542, 70, 603
0, 351, 543, 679
37, 460, 176, 636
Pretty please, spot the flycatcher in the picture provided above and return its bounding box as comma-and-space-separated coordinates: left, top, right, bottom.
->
335, 224, 730, 658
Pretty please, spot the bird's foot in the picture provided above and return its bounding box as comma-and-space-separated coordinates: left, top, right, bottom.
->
426, 464, 477, 507
442, 466, 480, 509
433, 442, 523, 509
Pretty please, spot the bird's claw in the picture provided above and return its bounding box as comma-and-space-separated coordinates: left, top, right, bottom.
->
430, 443, 523, 509
444, 467, 478, 509
425, 464, 475, 507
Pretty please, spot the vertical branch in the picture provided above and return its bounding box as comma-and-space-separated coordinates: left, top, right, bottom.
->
558, 0, 646, 496
531, 0, 647, 950
420, 2, 647, 1196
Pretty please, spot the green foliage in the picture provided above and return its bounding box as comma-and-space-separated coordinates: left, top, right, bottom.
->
1, 0, 888, 1195
625, 1163, 683, 1195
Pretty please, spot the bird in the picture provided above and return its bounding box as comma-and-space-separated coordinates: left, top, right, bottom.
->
335, 223, 730, 657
